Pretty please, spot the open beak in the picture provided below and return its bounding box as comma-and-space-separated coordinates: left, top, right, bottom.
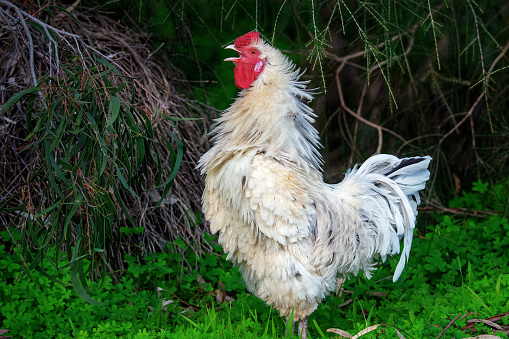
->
224, 44, 241, 62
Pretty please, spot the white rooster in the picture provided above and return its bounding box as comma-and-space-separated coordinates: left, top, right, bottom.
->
198, 31, 431, 338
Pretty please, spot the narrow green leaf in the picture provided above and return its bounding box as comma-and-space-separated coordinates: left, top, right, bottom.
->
77, 252, 92, 294
28, 249, 69, 287
18, 219, 41, 284
102, 193, 118, 224
27, 21, 57, 43
113, 186, 135, 227
116, 138, 132, 176
99, 152, 108, 177
56, 158, 73, 171
65, 211, 73, 276
35, 200, 63, 218
19, 260, 41, 286
152, 134, 184, 210
47, 150, 71, 186
25, 110, 46, 140
69, 126, 86, 135
2, 87, 41, 114
263, 309, 271, 335
43, 7, 55, 18
69, 132, 88, 158
124, 107, 141, 134
141, 110, 155, 139
50, 5, 83, 26
116, 167, 139, 198
85, 112, 97, 126
62, 194, 83, 239
71, 260, 103, 305
90, 68, 114, 81
136, 138, 145, 168
70, 234, 102, 305
48, 117, 68, 154
157, 134, 184, 188
94, 56, 121, 76
73, 107, 84, 128
496, 274, 501, 307
38, 207, 62, 249
313, 319, 325, 337
111, 83, 127, 94
180, 314, 200, 329
465, 286, 492, 312
75, 136, 94, 169
105, 96, 120, 129
0, 195, 27, 212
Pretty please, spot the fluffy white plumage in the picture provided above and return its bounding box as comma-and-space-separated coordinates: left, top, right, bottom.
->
198, 33, 431, 333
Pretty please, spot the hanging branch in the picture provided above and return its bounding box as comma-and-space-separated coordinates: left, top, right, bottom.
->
331, 26, 417, 155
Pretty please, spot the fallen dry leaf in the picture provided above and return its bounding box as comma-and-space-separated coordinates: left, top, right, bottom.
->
326, 328, 352, 338
352, 324, 381, 339
466, 319, 503, 330
394, 328, 406, 339
161, 298, 174, 311
338, 298, 353, 307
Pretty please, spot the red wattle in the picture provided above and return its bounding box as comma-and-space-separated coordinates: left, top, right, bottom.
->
234, 62, 256, 89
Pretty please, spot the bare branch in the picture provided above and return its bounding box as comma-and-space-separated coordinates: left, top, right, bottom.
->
335, 62, 407, 155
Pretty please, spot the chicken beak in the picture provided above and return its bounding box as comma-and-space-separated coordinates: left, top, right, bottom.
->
224, 44, 241, 62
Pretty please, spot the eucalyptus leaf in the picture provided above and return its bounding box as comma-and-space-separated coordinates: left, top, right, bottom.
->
2, 87, 42, 114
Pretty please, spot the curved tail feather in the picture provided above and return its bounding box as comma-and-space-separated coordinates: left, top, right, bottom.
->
337, 154, 431, 281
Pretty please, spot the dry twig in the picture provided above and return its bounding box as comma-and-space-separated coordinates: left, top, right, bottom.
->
437, 313, 462, 339
331, 26, 418, 156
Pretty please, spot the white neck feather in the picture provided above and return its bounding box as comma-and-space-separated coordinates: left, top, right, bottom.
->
202, 39, 323, 174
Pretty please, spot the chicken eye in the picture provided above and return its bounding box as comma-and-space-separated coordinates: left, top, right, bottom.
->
250, 49, 257, 54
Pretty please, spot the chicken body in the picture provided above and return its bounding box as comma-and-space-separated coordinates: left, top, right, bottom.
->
198, 32, 431, 335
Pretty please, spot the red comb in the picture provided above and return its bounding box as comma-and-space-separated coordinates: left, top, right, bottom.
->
234, 31, 260, 48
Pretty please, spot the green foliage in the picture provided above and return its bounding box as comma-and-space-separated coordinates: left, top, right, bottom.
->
1, 51, 184, 304
0, 229, 247, 338
1, 181, 509, 338
0, 239, 155, 338
123, 233, 245, 303
449, 180, 509, 212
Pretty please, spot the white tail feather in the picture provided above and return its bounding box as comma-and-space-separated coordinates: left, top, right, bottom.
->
339, 155, 431, 281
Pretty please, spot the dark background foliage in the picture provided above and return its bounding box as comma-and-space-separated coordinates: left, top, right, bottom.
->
95, 0, 509, 199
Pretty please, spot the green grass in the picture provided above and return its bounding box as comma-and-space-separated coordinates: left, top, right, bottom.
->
1, 180, 508, 338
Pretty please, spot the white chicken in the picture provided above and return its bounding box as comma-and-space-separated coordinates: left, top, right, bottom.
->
198, 31, 431, 338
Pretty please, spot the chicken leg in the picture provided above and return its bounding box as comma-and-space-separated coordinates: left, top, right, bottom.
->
298, 317, 308, 339
285, 319, 295, 338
